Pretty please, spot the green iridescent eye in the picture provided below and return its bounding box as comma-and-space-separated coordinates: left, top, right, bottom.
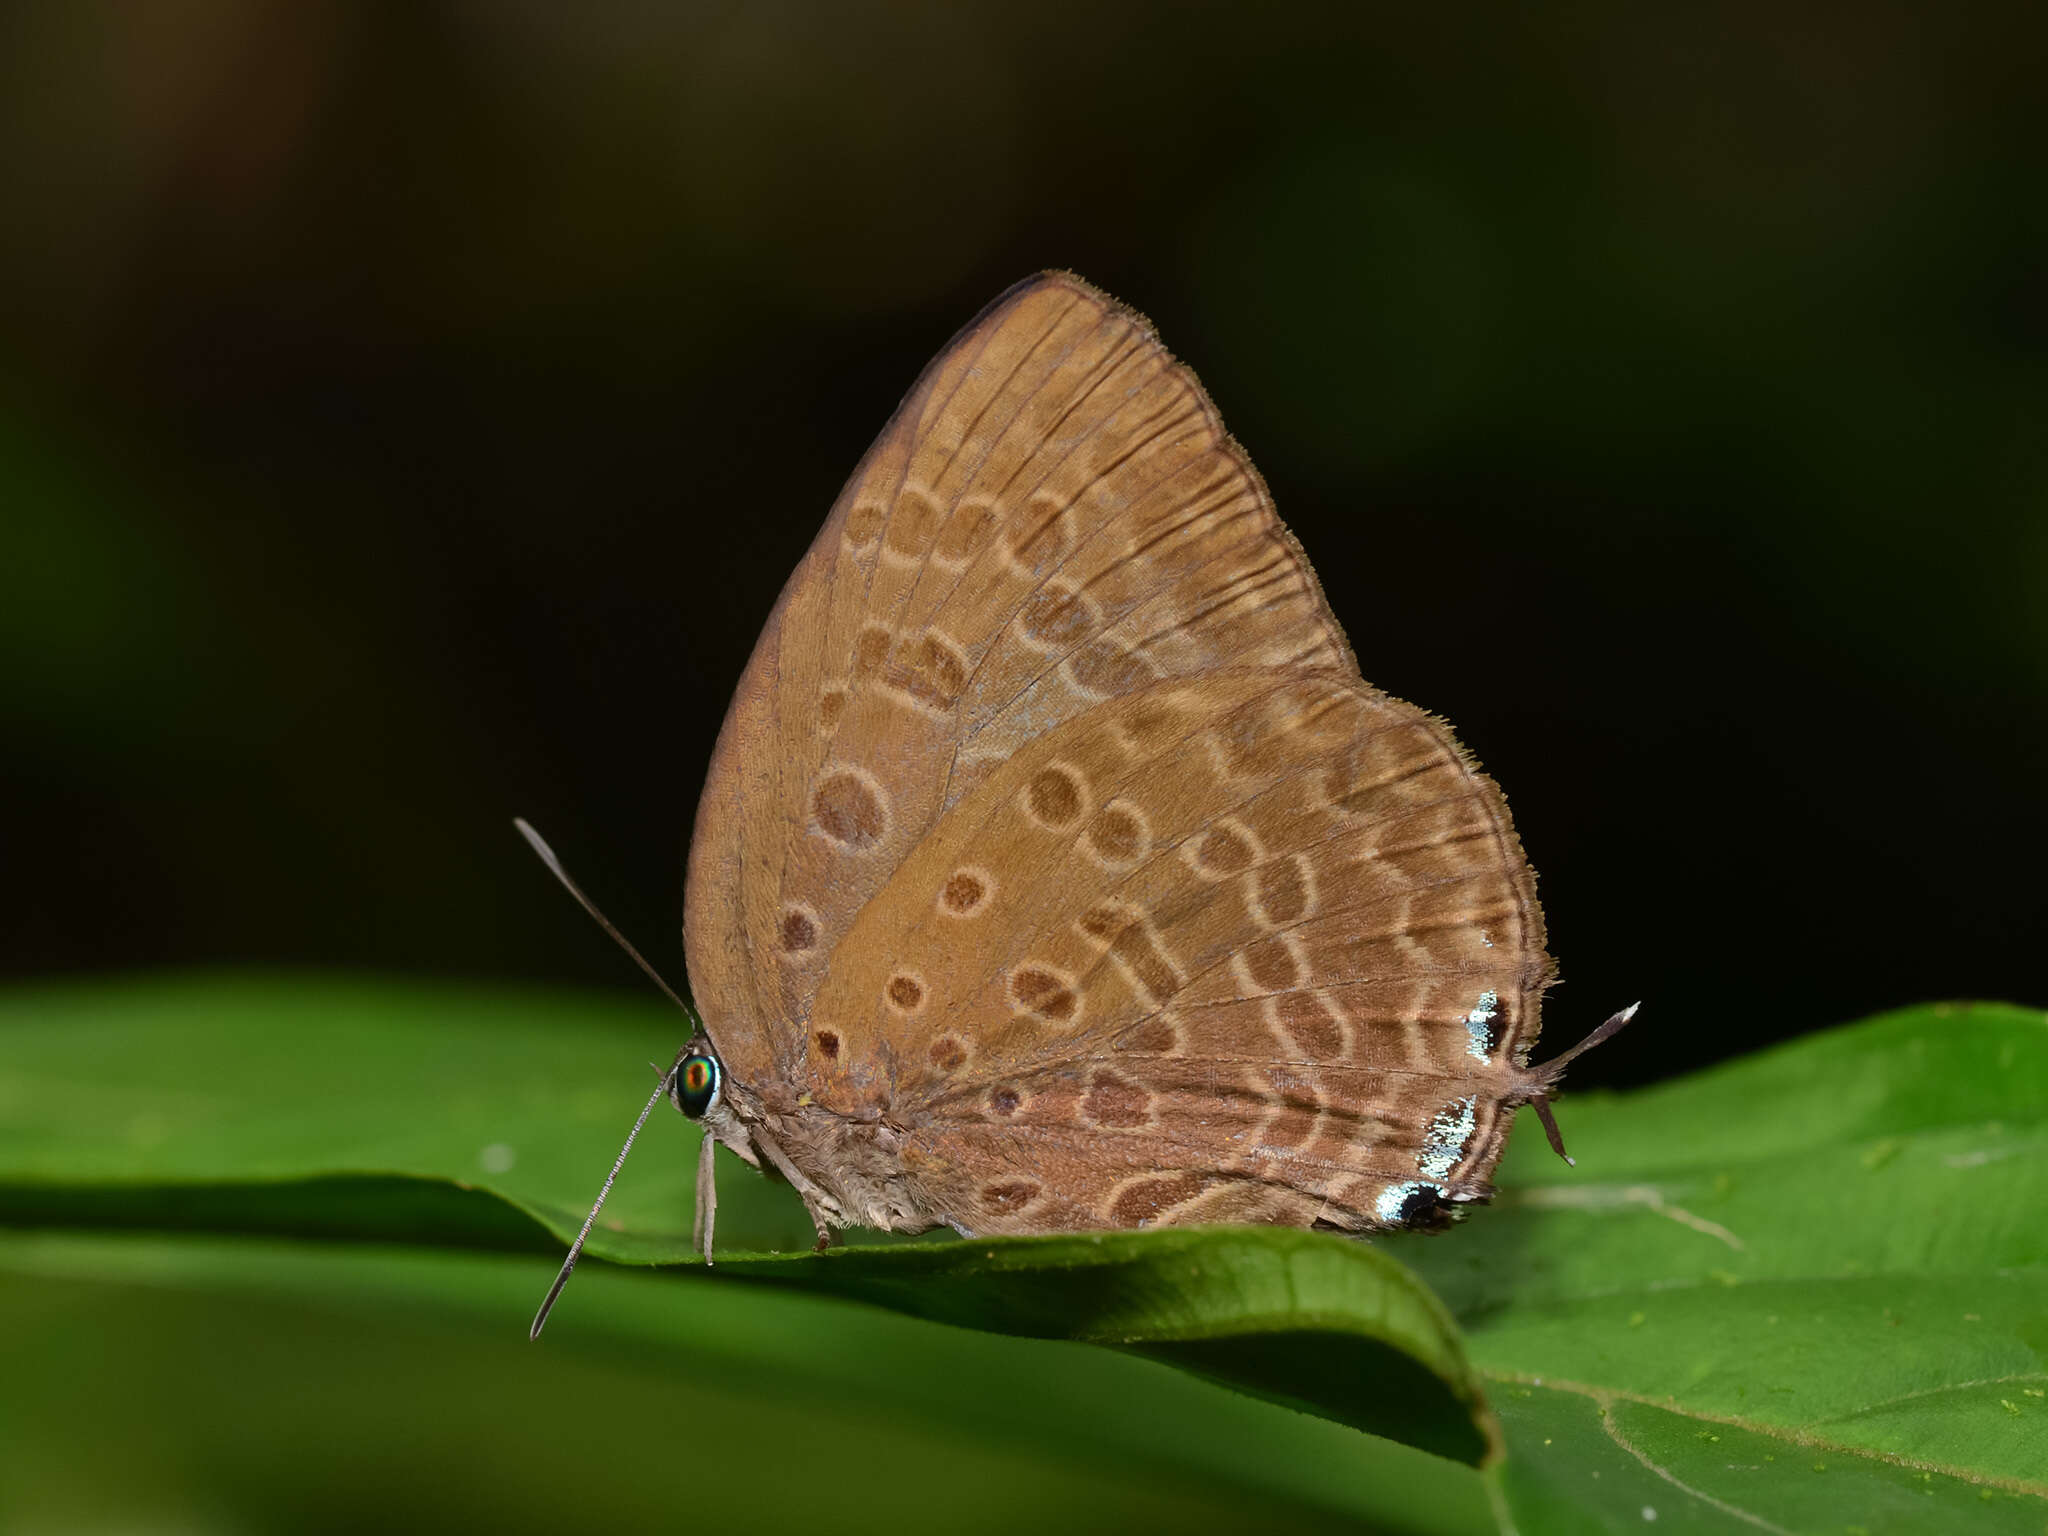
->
675, 1053, 721, 1119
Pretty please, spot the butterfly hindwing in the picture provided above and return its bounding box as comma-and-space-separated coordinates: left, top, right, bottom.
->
802, 670, 1546, 1232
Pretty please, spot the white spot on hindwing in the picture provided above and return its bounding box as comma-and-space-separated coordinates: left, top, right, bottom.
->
1465, 989, 1500, 1062
1418, 1095, 1476, 1180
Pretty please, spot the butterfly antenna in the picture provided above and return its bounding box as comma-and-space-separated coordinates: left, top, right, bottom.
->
529, 1073, 672, 1340
1526, 1002, 1641, 1168
515, 817, 704, 1338
513, 817, 699, 1025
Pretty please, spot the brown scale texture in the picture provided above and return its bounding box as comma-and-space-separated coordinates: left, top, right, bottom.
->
683, 272, 1551, 1234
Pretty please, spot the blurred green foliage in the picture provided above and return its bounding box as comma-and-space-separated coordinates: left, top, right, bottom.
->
5, 1238, 1467, 1536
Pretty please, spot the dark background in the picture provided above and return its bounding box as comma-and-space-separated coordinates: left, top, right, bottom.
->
4, 2, 2043, 1087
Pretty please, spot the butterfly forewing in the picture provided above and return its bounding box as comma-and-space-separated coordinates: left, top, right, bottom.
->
682, 271, 1552, 1236
688, 275, 1353, 1080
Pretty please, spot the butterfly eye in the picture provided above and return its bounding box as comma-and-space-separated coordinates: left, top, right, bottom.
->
674, 1053, 721, 1119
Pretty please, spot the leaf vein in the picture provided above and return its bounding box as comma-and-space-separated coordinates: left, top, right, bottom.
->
1489, 1371, 2048, 1500
1594, 1398, 1796, 1534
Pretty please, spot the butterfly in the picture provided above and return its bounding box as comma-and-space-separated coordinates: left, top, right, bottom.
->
528, 272, 1634, 1336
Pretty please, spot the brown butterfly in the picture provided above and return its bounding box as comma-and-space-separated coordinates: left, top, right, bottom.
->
528, 272, 1633, 1336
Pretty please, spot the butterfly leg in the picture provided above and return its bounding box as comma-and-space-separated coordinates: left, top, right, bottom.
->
748, 1121, 840, 1252
693, 1130, 718, 1265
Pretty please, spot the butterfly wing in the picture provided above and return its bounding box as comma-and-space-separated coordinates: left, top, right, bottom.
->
805, 668, 1549, 1233
684, 272, 1358, 1092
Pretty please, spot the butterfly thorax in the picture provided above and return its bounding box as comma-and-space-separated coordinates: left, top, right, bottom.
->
711, 1072, 949, 1236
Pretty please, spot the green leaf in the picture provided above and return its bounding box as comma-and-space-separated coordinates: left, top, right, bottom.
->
0, 971, 1496, 1469
1384, 1000, 2048, 1530
0, 1230, 1489, 1536
5, 976, 2045, 1532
